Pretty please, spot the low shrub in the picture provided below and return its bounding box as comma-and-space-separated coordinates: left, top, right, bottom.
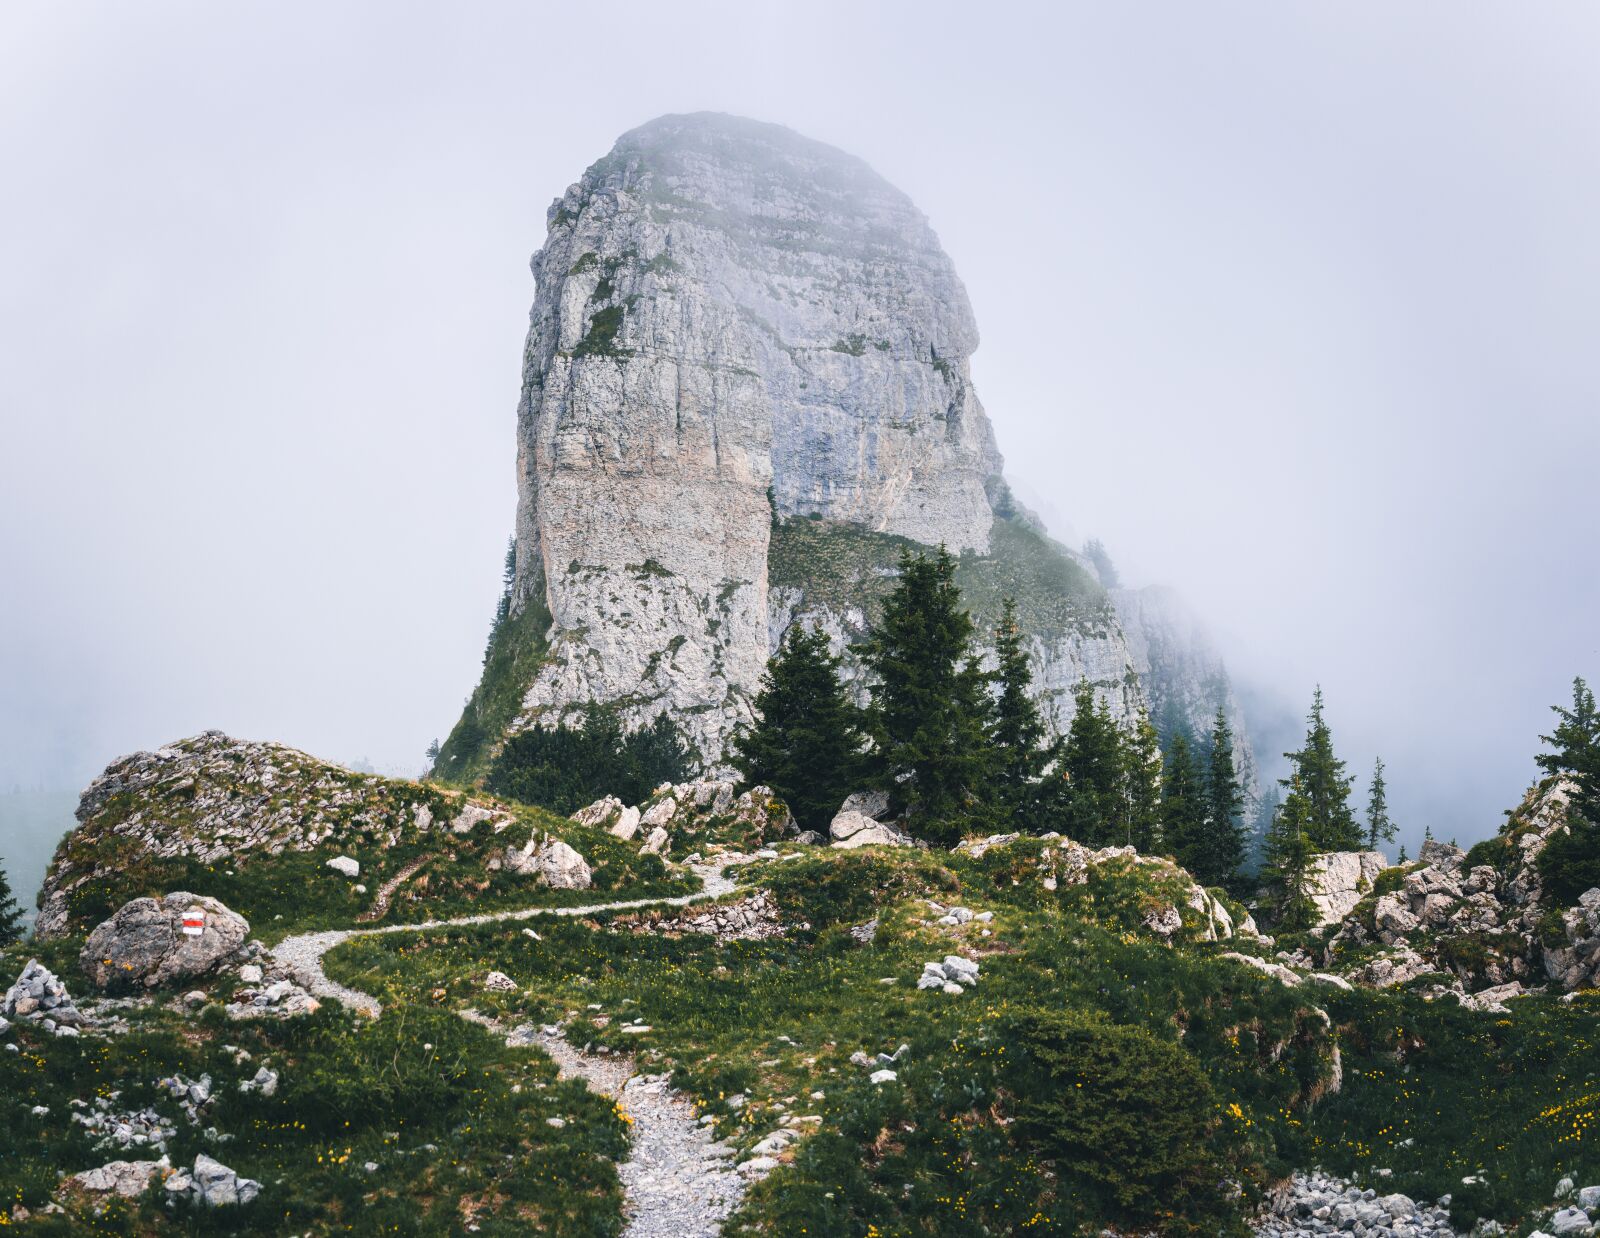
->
1004, 1007, 1247, 1233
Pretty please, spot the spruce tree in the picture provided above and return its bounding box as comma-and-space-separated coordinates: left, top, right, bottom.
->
990, 599, 1055, 827
732, 624, 865, 832
858, 547, 995, 844
1160, 734, 1208, 869
1118, 710, 1165, 852
1060, 679, 1124, 845
0, 863, 25, 946
1262, 773, 1317, 932
1364, 757, 1396, 851
1534, 676, 1600, 905
1282, 687, 1361, 850
1194, 707, 1247, 888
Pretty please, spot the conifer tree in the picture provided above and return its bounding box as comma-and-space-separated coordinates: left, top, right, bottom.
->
1118, 710, 1165, 852
990, 599, 1055, 827
1061, 679, 1124, 845
1160, 734, 1208, 868
1282, 687, 1361, 851
1364, 757, 1396, 851
1534, 676, 1600, 905
858, 547, 995, 844
732, 625, 865, 833
1192, 706, 1247, 888
0, 864, 26, 946
1262, 773, 1317, 932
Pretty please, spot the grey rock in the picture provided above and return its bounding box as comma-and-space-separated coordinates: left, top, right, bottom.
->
326, 855, 360, 878
81, 893, 249, 992
63, 1157, 168, 1200
503, 834, 592, 889
1550, 1208, 1590, 1236
191, 1152, 261, 1206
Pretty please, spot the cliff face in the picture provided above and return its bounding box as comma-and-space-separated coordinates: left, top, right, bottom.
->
439, 113, 1234, 774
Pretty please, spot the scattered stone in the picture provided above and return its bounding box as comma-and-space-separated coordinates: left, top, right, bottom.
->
869, 1069, 898, 1085
326, 855, 360, 878
850, 919, 879, 945
63, 1157, 169, 1202
640, 826, 671, 856
238, 1066, 278, 1097
224, 978, 320, 1020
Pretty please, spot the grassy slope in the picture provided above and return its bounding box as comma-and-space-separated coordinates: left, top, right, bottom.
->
767, 514, 1117, 639
7, 838, 1598, 1233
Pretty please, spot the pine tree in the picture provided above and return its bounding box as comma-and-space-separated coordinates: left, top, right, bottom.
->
1118, 710, 1165, 852
990, 599, 1055, 827
1364, 757, 1396, 851
858, 547, 995, 844
1534, 676, 1600, 905
732, 624, 866, 832
1160, 734, 1208, 868
1060, 679, 1124, 845
1192, 707, 1247, 888
0, 863, 27, 946
1282, 686, 1361, 850
1262, 773, 1317, 932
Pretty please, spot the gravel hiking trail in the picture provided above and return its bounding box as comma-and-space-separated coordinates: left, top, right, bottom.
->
270, 858, 756, 1236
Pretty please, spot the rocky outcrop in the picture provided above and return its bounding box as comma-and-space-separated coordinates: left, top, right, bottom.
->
81, 893, 249, 991
1318, 777, 1600, 997
570, 780, 792, 857
1305, 851, 1388, 928
441, 112, 1252, 775
490, 112, 1003, 764
502, 835, 592, 889
38, 731, 470, 939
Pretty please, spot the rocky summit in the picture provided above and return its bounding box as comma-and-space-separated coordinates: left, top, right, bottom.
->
435, 112, 1254, 785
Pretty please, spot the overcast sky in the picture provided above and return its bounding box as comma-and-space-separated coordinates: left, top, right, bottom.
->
2, 2, 1596, 852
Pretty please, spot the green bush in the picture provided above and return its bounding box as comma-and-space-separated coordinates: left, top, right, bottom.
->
487, 706, 689, 813
1004, 1007, 1246, 1233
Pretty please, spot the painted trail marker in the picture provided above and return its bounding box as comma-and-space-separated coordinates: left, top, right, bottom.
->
181, 908, 206, 937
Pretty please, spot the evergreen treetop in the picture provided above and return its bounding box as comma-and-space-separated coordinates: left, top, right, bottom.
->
1365, 757, 1396, 851
1194, 706, 1247, 889
732, 624, 865, 832
1534, 676, 1600, 905
1060, 679, 1124, 846
1160, 733, 1208, 872
858, 546, 995, 844
1281, 686, 1361, 851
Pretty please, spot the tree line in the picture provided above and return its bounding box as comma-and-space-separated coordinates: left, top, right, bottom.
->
733, 546, 1266, 892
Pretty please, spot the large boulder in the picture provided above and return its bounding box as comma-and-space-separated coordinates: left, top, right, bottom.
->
1305, 851, 1389, 927
829, 789, 911, 849
830, 812, 913, 849
502, 835, 592, 889
80, 893, 249, 992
